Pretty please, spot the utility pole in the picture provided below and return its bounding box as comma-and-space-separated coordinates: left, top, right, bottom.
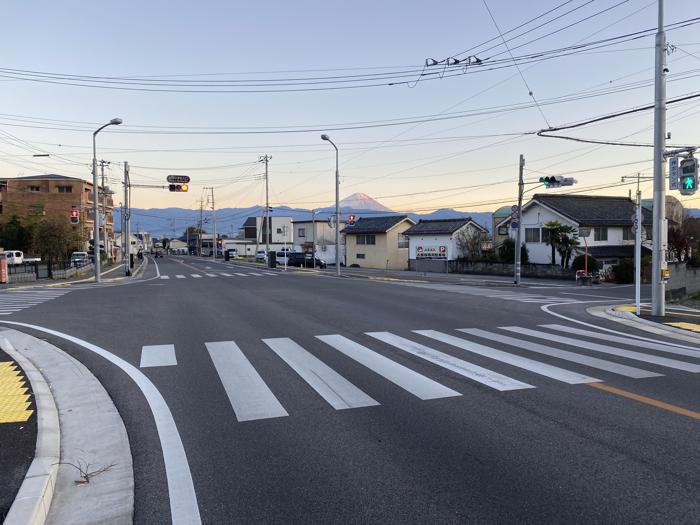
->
212, 187, 217, 259
124, 162, 131, 276
311, 209, 317, 269
260, 155, 271, 258
99, 160, 111, 263
514, 154, 525, 285
652, 0, 668, 316
198, 199, 204, 256
636, 184, 642, 316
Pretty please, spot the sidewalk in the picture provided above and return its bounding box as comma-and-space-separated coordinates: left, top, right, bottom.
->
613, 304, 700, 333
0, 261, 143, 291
0, 348, 36, 522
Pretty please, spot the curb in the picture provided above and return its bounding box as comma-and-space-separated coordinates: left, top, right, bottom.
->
587, 305, 700, 343
1, 336, 59, 525
0, 329, 134, 525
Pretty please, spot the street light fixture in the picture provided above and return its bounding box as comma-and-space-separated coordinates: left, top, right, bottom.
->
92, 117, 122, 283
321, 134, 341, 276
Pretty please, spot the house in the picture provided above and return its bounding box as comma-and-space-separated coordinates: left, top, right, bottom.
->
241, 216, 294, 245
292, 218, 346, 266
404, 217, 488, 270
342, 215, 415, 270
491, 205, 513, 250
495, 194, 653, 270
0, 174, 115, 257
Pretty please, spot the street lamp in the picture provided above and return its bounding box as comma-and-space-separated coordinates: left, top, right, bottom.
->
92, 117, 122, 283
321, 134, 340, 276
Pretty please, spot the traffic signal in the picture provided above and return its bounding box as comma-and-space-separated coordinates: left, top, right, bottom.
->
70, 209, 79, 224
679, 158, 698, 196
169, 183, 189, 192
538, 176, 576, 188
347, 214, 356, 225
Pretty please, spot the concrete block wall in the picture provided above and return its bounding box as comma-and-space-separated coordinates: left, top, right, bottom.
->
666, 262, 700, 300
8, 272, 37, 283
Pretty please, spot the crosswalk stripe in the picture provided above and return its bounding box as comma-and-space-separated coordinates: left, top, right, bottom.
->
160, 275, 170, 280
365, 332, 533, 391
264, 338, 379, 410
205, 341, 288, 422
191, 274, 202, 278
175, 274, 186, 279
502, 327, 700, 373
220, 273, 233, 277
140, 345, 177, 367
235, 273, 248, 277
205, 273, 217, 277
318, 334, 461, 400
415, 330, 601, 384
541, 324, 700, 359
248, 273, 264, 276
316, 334, 462, 400
459, 329, 661, 379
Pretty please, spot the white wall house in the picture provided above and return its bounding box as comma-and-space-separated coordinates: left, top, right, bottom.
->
292, 218, 346, 265
241, 216, 294, 245
405, 218, 489, 265
495, 194, 652, 270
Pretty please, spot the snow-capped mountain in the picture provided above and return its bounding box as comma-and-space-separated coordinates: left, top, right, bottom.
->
337, 192, 393, 212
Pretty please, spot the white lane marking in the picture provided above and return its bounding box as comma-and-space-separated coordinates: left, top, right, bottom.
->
235, 273, 248, 277
541, 324, 700, 359
0, 320, 201, 524
190, 274, 202, 278
264, 338, 379, 410
365, 332, 533, 391
247, 273, 264, 276
502, 327, 700, 373
261, 272, 278, 276
175, 274, 186, 279
140, 345, 178, 368
415, 330, 600, 385
160, 275, 171, 280
205, 341, 288, 422
205, 266, 213, 269
205, 273, 217, 277
319, 334, 460, 400
219, 273, 233, 277
459, 329, 661, 379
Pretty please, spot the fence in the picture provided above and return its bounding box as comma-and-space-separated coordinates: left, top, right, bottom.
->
6, 260, 93, 281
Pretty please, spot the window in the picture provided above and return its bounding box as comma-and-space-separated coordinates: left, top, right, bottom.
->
297, 227, 305, 238
398, 234, 409, 249
525, 228, 540, 243
356, 253, 365, 259
0, 202, 3, 214
57, 185, 73, 193
645, 226, 652, 240
497, 226, 508, 236
622, 227, 634, 241
0, 181, 6, 192
356, 234, 376, 245
594, 227, 608, 241
29, 186, 40, 192
276, 228, 282, 234
541, 228, 551, 243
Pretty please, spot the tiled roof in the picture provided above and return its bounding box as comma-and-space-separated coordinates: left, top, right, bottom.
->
12, 174, 83, 181
341, 215, 413, 234
404, 217, 485, 235
585, 245, 652, 259
531, 194, 652, 226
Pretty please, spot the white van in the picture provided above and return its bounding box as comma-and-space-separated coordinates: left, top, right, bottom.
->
5, 251, 23, 265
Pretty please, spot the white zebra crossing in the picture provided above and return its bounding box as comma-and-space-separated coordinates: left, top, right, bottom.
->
137, 325, 699, 422
158, 272, 279, 280
400, 282, 581, 304
0, 288, 72, 315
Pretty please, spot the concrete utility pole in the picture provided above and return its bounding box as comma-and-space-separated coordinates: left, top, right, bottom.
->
260, 155, 271, 257
99, 160, 111, 263
636, 185, 642, 316
198, 199, 204, 256
514, 154, 525, 285
124, 162, 131, 276
652, 0, 668, 316
311, 209, 317, 269
210, 187, 217, 259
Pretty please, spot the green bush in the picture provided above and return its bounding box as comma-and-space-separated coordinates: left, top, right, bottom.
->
571, 254, 599, 272
612, 258, 634, 284
498, 239, 529, 264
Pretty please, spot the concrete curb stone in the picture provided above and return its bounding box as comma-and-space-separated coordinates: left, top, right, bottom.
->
587, 305, 700, 343
0, 329, 134, 525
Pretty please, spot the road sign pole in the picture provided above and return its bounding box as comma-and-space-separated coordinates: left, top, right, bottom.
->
635, 189, 642, 316
514, 154, 524, 285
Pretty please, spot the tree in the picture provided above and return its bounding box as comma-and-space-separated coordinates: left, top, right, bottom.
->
32, 218, 83, 261
667, 226, 690, 261
498, 238, 529, 264
454, 227, 485, 260
556, 225, 579, 268
543, 220, 563, 265
0, 215, 34, 253
571, 254, 599, 273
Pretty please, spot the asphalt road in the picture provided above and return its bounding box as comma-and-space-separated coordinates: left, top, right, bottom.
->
2, 256, 700, 524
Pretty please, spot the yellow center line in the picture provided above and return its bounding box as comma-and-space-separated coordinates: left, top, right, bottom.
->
587, 382, 700, 421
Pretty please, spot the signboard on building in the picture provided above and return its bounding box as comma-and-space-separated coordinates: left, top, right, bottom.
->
416, 245, 447, 259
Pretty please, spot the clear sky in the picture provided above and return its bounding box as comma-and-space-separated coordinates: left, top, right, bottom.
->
2, 0, 699, 215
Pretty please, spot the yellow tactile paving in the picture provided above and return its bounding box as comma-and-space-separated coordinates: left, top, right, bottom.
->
666, 322, 700, 333
0, 361, 34, 423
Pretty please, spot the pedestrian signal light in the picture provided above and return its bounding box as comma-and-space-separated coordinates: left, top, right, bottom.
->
70, 209, 79, 224
679, 158, 698, 196
169, 183, 189, 192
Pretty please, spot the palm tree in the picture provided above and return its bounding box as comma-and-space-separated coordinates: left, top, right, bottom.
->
556, 225, 580, 268
543, 220, 563, 265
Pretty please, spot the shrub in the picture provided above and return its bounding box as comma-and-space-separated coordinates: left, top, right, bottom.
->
611, 258, 634, 284
498, 239, 529, 264
571, 254, 599, 272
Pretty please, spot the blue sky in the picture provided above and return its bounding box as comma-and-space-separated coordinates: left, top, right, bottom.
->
2, 0, 700, 214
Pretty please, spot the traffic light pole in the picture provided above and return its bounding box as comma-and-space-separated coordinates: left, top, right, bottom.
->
651, 0, 667, 316
124, 162, 131, 276
514, 154, 524, 285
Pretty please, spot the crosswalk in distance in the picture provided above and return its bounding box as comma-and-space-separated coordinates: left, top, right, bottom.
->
400, 282, 582, 304
0, 288, 72, 315
160, 271, 280, 280
138, 324, 700, 422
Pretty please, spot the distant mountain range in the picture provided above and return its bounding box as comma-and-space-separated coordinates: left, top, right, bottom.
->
114, 191, 700, 238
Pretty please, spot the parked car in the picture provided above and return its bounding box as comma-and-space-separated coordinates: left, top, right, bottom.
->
287, 252, 327, 269
4, 251, 23, 265
70, 251, 89, 267
255, 250, 267, 262
154, 249, 164, 258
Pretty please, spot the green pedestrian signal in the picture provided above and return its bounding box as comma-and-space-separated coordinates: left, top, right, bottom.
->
679, 158, 698, 196
684, 177, 695, 190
